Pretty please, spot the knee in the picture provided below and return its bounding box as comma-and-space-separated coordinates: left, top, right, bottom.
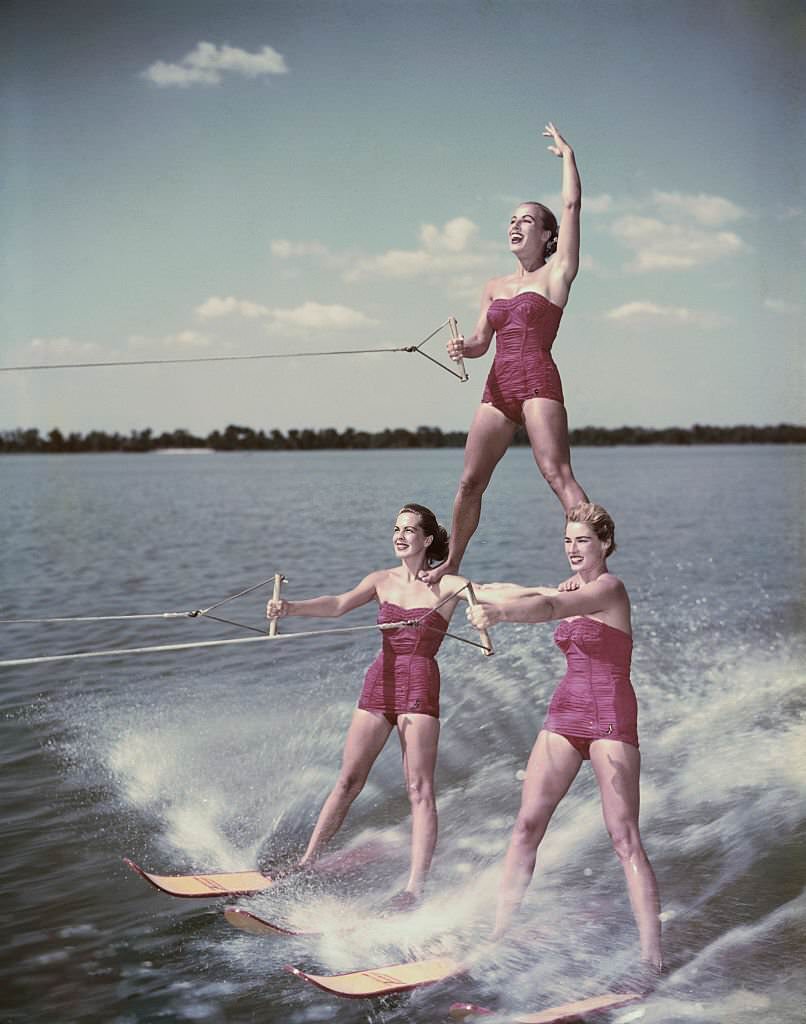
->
335, 770, 366, 801
406, 778, 435, 810
511, 808, 548, 848
457, 469, 489, 499
607, 820, 643, 864
536, 458, 571, 493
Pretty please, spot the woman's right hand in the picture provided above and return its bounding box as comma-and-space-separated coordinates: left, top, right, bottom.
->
266, 598, 290, 620
446, 334, 465, 363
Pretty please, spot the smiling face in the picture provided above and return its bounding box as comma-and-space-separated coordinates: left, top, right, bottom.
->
564, 521, 609, 577
509, 203, 552, 258
392, 511, 432, 561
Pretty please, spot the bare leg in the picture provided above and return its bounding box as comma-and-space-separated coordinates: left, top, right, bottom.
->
299, 709, 393, 865
494, 731, 583, 937
522, 397, 588, 511
421, 404, 516, 584
396, 713, 441, 897
589, 740, 663, 969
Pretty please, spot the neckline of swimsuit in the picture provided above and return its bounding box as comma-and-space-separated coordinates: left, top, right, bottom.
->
490, 290, 563, 311
560, 614, 632, 640
379, 600, 450, 627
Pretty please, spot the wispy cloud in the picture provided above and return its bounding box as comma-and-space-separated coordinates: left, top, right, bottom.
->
195, 296, 377, 331
763, 297, 802, 315
651, 190, 746, 226
611, 215, 746, 271
343, 216, 494, 282
271, 240, 331, 260
196, 297, 272, 319
142, 42, 288, 87
605, 301, 728, 328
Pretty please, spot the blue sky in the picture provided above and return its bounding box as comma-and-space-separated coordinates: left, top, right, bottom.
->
2, 0, 803, 434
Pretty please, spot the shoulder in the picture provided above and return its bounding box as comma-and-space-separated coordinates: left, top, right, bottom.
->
592, 573, 627, 601
484, 274, 510, 300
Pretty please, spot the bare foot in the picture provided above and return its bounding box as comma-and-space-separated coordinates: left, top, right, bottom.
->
418, 558, 460, 586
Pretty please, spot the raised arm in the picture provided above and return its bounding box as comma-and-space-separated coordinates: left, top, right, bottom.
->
267, 572, 381, 621
544, 122, 580, 296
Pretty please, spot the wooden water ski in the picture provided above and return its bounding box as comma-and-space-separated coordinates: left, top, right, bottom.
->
224, 906, 321, 938
125, 837, 393, 899
124, 858, 273, 897
449, 990, 644, 1023
285, 955, 466, 998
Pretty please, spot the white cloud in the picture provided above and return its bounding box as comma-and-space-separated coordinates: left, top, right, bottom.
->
167, 330, 210, 348
611, 215, 746, 271
196, 296, 271, 319
344, 216, 492, 282
605, 301, 727, 328
763, 297, 802, 315
268, 302, 377, 330
652, 190, 746, 226
28, 337, 104, 360
143, 42, 287, 87
271, 240, 331, 259
583, 193, 614, 214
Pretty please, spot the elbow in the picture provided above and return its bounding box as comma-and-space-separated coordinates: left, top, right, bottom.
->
563, 197, 581, 213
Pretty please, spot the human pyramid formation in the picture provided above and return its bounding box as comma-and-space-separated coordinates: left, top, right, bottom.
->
266, 124, 663, 985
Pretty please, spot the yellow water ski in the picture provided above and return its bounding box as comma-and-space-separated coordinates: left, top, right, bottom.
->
124, 858, 273, 897
285, 955, 466, 998
449, 990, 644, 1022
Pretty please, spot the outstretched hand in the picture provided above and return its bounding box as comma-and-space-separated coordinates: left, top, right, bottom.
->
557, 575, 581, 593
543, 121, 572, 157
466, 602, 503, 631
266, 598, 289, 620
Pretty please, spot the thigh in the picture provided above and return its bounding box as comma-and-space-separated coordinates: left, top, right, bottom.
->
340, 709, 395, 779
463, 404, 518, 480
519, 730, 584, 816
396, 713, 440, 785
522, 397, 571, 467
589, 739, 642, 827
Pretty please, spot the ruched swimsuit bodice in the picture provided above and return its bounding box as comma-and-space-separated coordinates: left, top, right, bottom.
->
543, 616, 639, 747
483, 291, 565, 421
358, 602, 449, 718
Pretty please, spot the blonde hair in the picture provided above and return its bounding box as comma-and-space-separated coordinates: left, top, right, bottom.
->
566, 502, 616, 557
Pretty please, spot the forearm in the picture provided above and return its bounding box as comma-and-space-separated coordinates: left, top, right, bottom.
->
476, 582, 557, 601
461, 331, 491, 358
285, 595, 350, 618
560, 148, 581, 208
494, 593, 556, 624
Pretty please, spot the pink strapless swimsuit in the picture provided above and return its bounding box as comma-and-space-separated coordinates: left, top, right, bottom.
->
357, 602, 449, 720
543, 616, 639, 757
483, 291, 564, 424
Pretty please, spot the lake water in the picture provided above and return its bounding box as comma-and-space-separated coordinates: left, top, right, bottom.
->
1, 446, 804, 1023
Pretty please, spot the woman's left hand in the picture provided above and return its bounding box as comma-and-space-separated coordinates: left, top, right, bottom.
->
543, 121, 572, 157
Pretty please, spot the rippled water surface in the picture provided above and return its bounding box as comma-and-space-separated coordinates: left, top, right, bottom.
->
1, 446, 804, 1023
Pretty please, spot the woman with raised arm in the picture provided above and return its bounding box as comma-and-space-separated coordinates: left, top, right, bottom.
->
267, 503, 470, 911
423, 122, 587, 586
467, 502, 663, 982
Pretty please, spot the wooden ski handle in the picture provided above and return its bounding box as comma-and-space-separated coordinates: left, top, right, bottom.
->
465, 582, 494, 656
448, 317, 469, 382
268, 573, 285, 637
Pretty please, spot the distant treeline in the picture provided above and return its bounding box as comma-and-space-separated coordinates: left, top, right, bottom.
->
1, 423, 804, 453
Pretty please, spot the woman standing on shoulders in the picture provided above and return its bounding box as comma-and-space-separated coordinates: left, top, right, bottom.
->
267, 503, 469, 911
467, 503, 663, 980
423, 122, 587, 586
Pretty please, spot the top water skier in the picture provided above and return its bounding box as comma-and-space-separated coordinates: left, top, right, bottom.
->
423, 122, 588, 585
467, 502, 663, 984
266, 503, 475, 911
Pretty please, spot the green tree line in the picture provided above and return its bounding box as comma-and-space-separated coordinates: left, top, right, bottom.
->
1, 422, 804, 453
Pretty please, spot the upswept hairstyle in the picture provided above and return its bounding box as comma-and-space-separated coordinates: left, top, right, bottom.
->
523, 201, 559, 259
566, 501, 617, 557
398, 503, 449, 565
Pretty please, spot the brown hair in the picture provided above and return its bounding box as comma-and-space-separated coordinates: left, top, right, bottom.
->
398, 503, 449, 565
566, 501, 617, 557
522, 201, 558, 259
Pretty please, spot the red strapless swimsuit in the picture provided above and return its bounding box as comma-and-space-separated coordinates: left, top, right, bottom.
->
483, 291, 564, 424
543, 616, 639, 757
357, 602, 449, 720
